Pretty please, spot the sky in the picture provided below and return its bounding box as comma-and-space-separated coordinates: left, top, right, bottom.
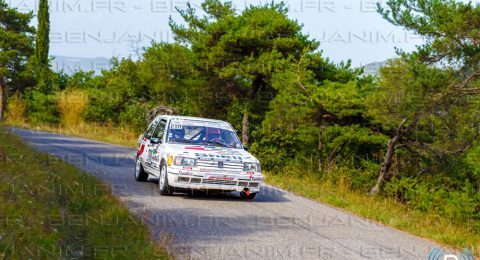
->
8, 0, 428, 68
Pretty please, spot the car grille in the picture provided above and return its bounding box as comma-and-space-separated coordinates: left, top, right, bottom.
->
196, 160, 243, 171
238, 181, 248, 187
202, 179, 238, 186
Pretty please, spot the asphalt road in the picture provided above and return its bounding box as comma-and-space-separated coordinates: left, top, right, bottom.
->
10, 127, 440, 260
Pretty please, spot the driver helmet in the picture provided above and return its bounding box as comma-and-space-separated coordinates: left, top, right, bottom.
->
206, 127, 221, 140
172, 128, 185, 139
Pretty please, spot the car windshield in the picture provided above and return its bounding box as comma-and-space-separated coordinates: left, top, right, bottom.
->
166, 119, 243, 149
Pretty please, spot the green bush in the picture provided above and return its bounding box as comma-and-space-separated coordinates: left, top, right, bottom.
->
383, 176, 480, 222
84, 88, 120, 123
120, 102, 147, 133
26, 89, 59, 124
465, 144, 480, 182
442, 183, 479, 221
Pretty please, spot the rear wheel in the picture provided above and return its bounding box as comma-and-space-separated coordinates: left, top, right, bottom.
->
134, 158, 148, 182
159, 162, 173, 195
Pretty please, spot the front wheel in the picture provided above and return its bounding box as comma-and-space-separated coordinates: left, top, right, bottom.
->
134, 158, 148, 182
159, 162, 173, 195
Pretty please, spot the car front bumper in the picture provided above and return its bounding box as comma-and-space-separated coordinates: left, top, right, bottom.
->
168, 167, 263, 193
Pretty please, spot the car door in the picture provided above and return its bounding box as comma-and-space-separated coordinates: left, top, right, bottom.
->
138, 118, 160, 172
145, 119, 167, 172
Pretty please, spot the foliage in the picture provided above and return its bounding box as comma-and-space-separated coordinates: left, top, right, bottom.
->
0, 0, 35, 121
25, 89, 59, 124
368, 0, 480, 197
57, 88, 87, 127
35, 0, 50, 91
139, 43, 205, 116
120, 102, 147, 133
82, 58, 140, 124
0, 0, 35, 88
170, 0, 317, 143
5, 92, 27, 123
254, 53, 386, 173
83, 87, 119, 123
367, 57, 480, 176
379, 0, 480, 70
465, 144, 480, 181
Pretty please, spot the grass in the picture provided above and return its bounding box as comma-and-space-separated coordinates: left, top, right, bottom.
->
57, 89, 87, 127
6, 121, 138, 148
0, 128, 169, 259
264, 172, 480, 256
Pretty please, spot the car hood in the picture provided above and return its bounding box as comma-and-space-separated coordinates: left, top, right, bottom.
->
165, 144, 258, 163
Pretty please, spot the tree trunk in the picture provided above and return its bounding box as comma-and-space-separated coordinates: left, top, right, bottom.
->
242, 107, 249, 145
0, 83, 4, 122
370, 118, 408, 195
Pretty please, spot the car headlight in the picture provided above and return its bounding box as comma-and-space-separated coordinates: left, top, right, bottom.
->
243, 162, 260, 172
174, 157, 196, 166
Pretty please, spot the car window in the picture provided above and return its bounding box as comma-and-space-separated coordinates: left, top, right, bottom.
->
144, 118, 160, 139
152, 119, 167, 140
166, 120, 242, 148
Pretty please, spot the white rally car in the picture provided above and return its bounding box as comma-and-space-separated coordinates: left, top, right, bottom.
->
134, 115, 263, 199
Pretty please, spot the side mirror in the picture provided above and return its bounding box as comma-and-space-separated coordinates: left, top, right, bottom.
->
150, 138, 162, 144
243, 145, 249, 151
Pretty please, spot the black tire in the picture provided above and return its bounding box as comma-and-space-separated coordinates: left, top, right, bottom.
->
134, 158, 148, 182
159, 161, 173, 195
240, 191, 256, 200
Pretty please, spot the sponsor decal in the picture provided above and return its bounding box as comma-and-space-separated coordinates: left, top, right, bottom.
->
137, 144, 145, 157
170, 123, 183, 129
183, 166, 193, 170
207, 175, 234, 181
185, 146, 220, 151
199, 168, 241, 174
185, 146, 244, 161
170, 119, 233, 131
179, 171, 192, 175
193, 152, 243, 162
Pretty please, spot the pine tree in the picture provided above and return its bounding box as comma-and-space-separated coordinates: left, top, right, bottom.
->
0, 1, 35, 121
35, 0, 50, 91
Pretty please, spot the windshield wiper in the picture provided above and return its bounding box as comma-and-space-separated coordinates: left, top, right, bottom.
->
170, 139, 197, 144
